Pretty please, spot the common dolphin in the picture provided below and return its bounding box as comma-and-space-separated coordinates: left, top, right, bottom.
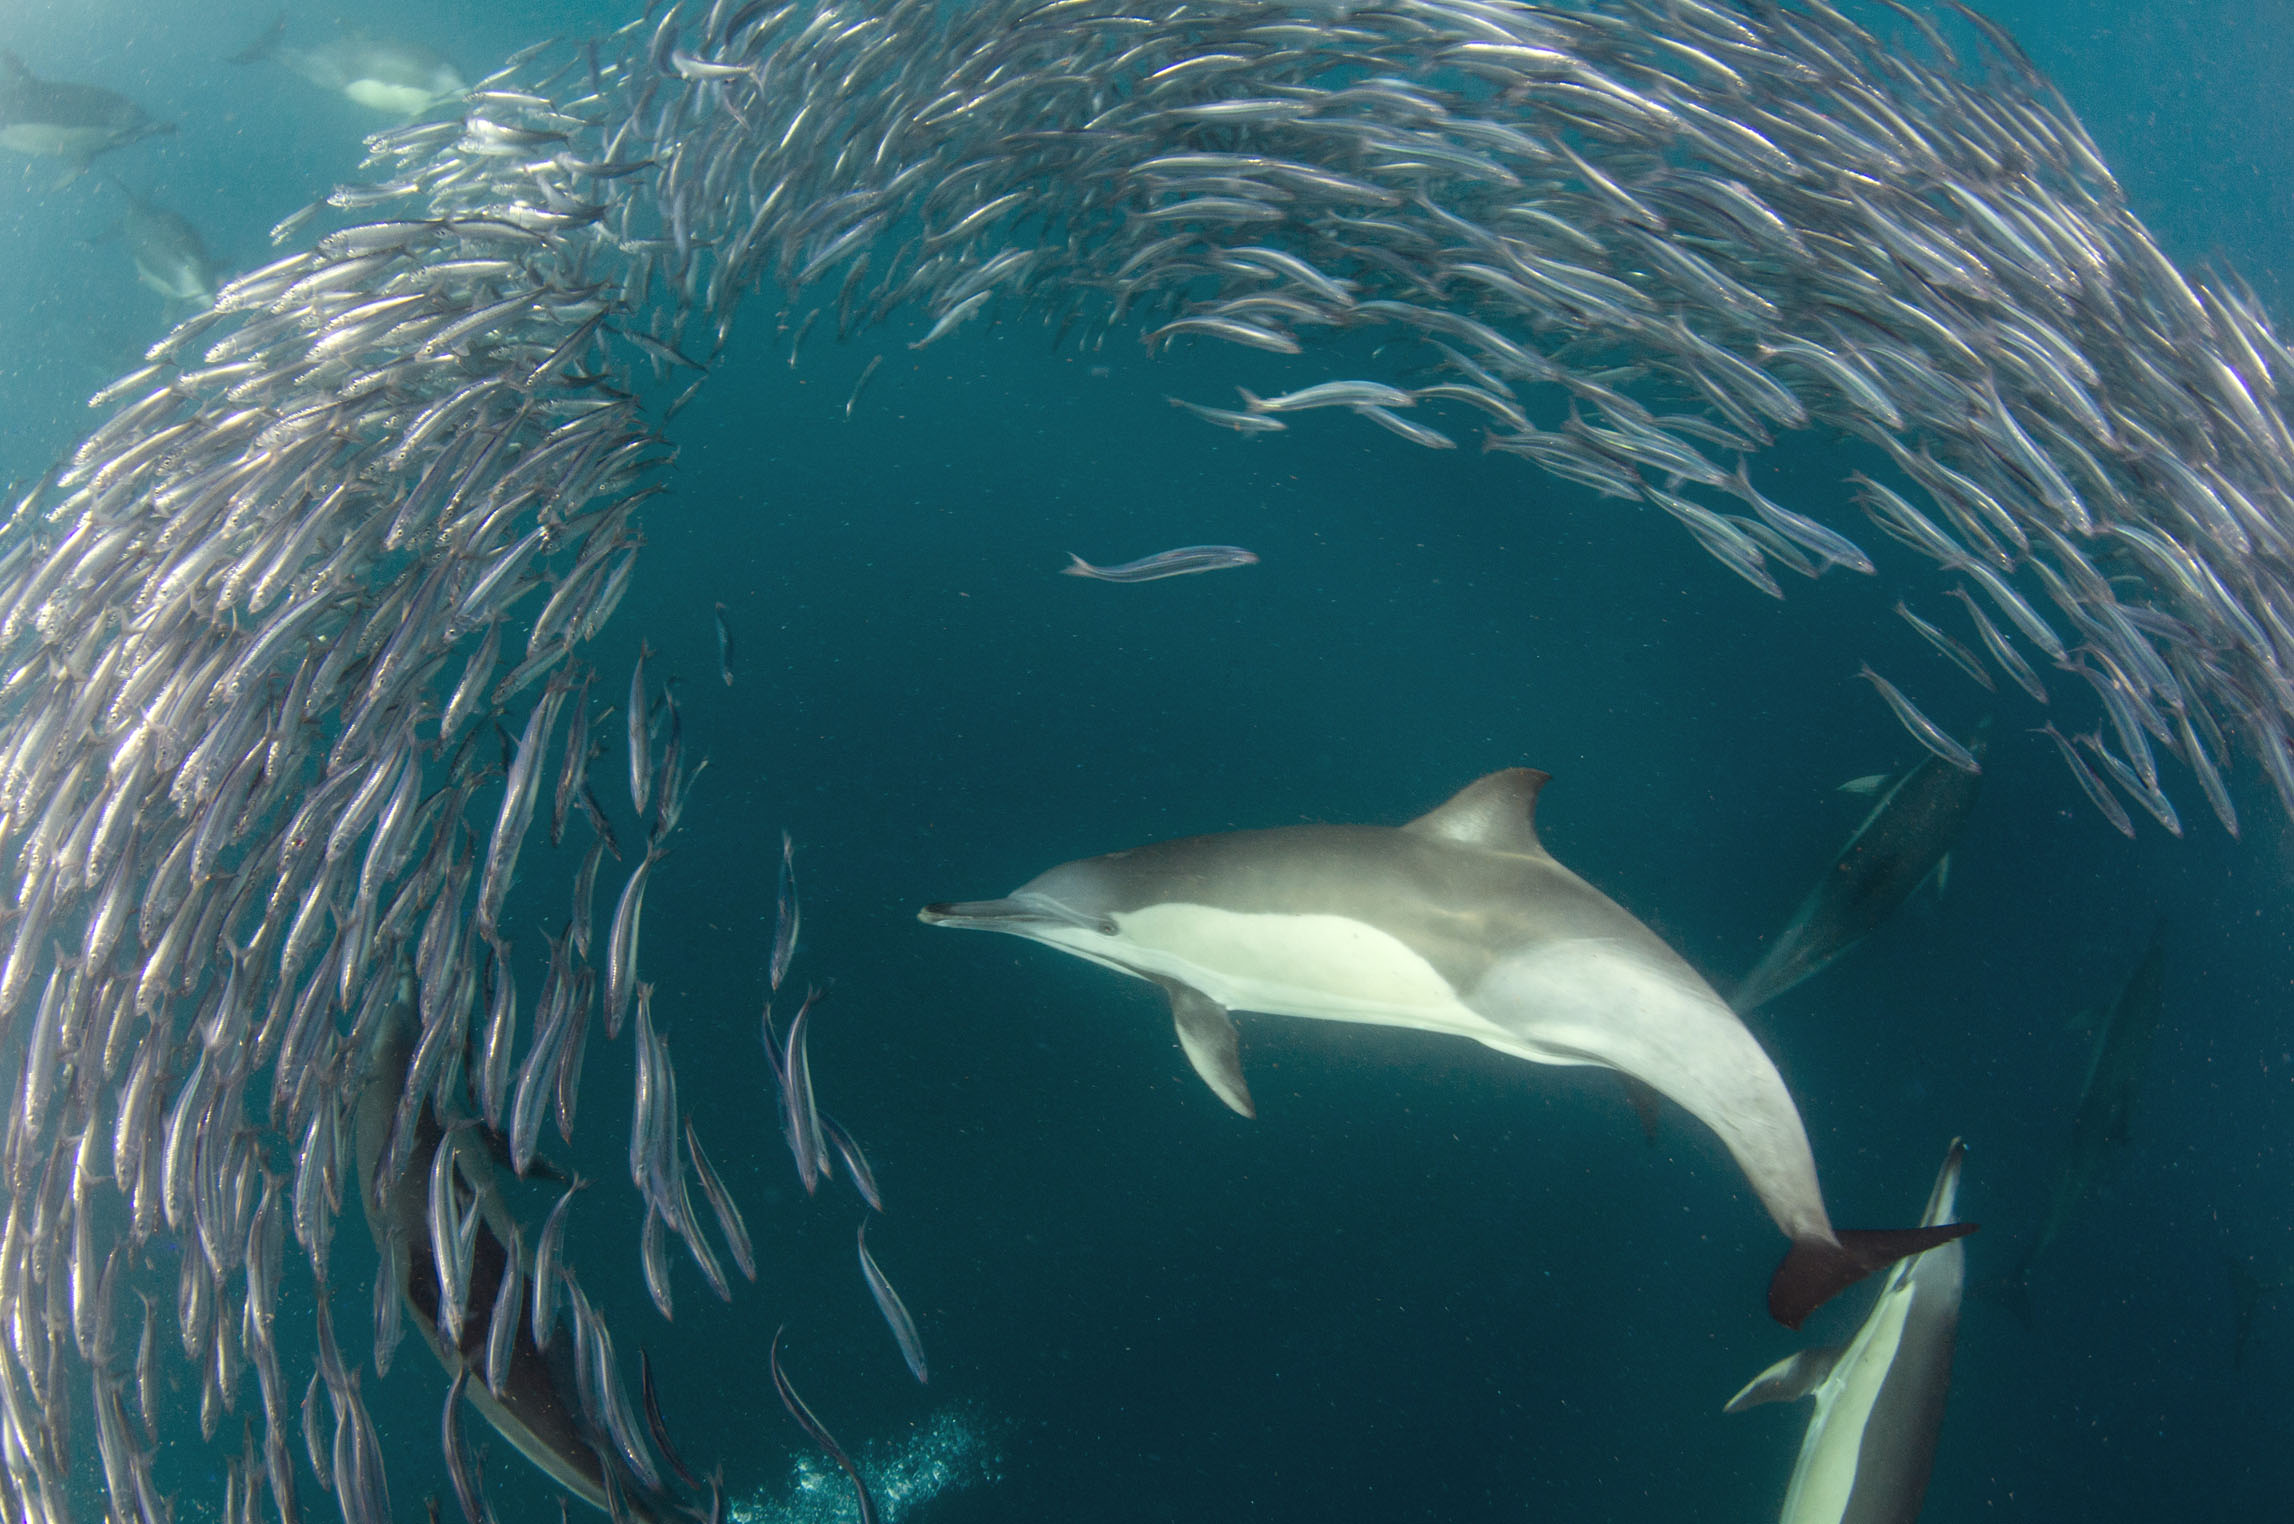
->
232, 17, 468, 117
105, 180, 218, 306
921, 769, 1973, 1326
1725, 1139, 1967, 1524
0, 52, 172, 181
1734, 720, 1988, 1013
354, 980, 667, 1519
1994, 921, 2165, 1323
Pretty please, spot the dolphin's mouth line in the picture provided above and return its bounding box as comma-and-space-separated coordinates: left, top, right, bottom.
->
919, 894, 1115, 935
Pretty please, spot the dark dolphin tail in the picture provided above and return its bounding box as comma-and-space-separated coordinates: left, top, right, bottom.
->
1769, 1223, 1980, 1329
229, 15, 287, 65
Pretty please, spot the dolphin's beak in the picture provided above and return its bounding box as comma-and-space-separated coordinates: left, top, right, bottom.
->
919, 894, 1114, 935
918, 897, 1036, 928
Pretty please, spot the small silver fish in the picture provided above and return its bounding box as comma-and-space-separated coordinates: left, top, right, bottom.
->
1061, 546, 1259, 582
626, 645, 653, 825
824, 1116, 884, 1212
1238, 380, 1414, 413
1166, 395, 1287, 434
1857, 664, 1981, 774
846, 354, 884, 418
771, 1330, 878, 1524
769, 831, 798, 993
857, 1221, 928, 1385
713, 602, 734, 687
2035, 723, 2135, 838
1895, 600, 1994, 692
1352, 403, 1456, 450
684, 1121, 756, 1282
780, 986, 827, 1194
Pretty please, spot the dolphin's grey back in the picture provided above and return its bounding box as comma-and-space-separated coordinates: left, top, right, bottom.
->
0, 54, 148, 130
1067, 822, 1706, 1001
1734, 747, 1983, 1012
1821, 752, 1984, 928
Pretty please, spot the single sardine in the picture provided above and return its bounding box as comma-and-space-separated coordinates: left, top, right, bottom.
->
1857, 665, 1981, 774
857, 1220, 928, 1384
1061, 546, 1259, 582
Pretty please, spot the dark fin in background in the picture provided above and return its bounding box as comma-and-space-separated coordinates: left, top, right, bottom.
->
1617, 1073, 1661, 1145
1769, 1224, 1978, 1329
230, 15, 288, 65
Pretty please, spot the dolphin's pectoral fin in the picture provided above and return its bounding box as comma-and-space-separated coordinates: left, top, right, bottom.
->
1401, 768, 1551, 856
1721, 1345, 1841, 1413
1769, 1223, 1980, 1329
1616, 1073, 1661, 1145
1158, 980, 1254, 1118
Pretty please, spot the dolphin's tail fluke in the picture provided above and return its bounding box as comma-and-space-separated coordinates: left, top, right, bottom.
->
1769, 1223, 1978, 1329
229, 15, 288, 65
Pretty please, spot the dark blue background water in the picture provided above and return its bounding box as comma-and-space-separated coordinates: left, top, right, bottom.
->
3, 3, 2291, 1521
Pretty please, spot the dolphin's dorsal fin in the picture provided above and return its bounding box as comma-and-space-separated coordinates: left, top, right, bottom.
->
1403, 768, 1551, 855
1160, 980, 1254, 1118
1722, 1346, 1841, 1413
1920, 1138, 1965, 1227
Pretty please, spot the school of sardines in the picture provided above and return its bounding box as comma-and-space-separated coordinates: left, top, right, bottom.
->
0, 0, 2287, 1520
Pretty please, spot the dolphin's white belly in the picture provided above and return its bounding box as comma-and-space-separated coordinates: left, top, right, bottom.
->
136, 260, 206, 301
1054, 904, 1510, 1044
346, 79, 446, 114
1027, 899, 1830, 1243
0, 124, 110, 157
1784, 1285, 1918, 1524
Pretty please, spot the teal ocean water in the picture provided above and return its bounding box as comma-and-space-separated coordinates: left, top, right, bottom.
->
1, 3, 2289, 1522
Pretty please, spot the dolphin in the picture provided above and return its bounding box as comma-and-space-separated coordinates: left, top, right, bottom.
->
1734, 720, 1989, 1013
105, 180, 218, 306
1725, 1139, 1967, 1524
920, 769, 1973, 1327
232, 17, 468, 118
353, 979, 668, 1520
1993, 920, 2165, 1323
0, 52, 172, 182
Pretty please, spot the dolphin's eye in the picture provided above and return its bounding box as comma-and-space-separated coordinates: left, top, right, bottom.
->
1096, 919, 1117, 935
